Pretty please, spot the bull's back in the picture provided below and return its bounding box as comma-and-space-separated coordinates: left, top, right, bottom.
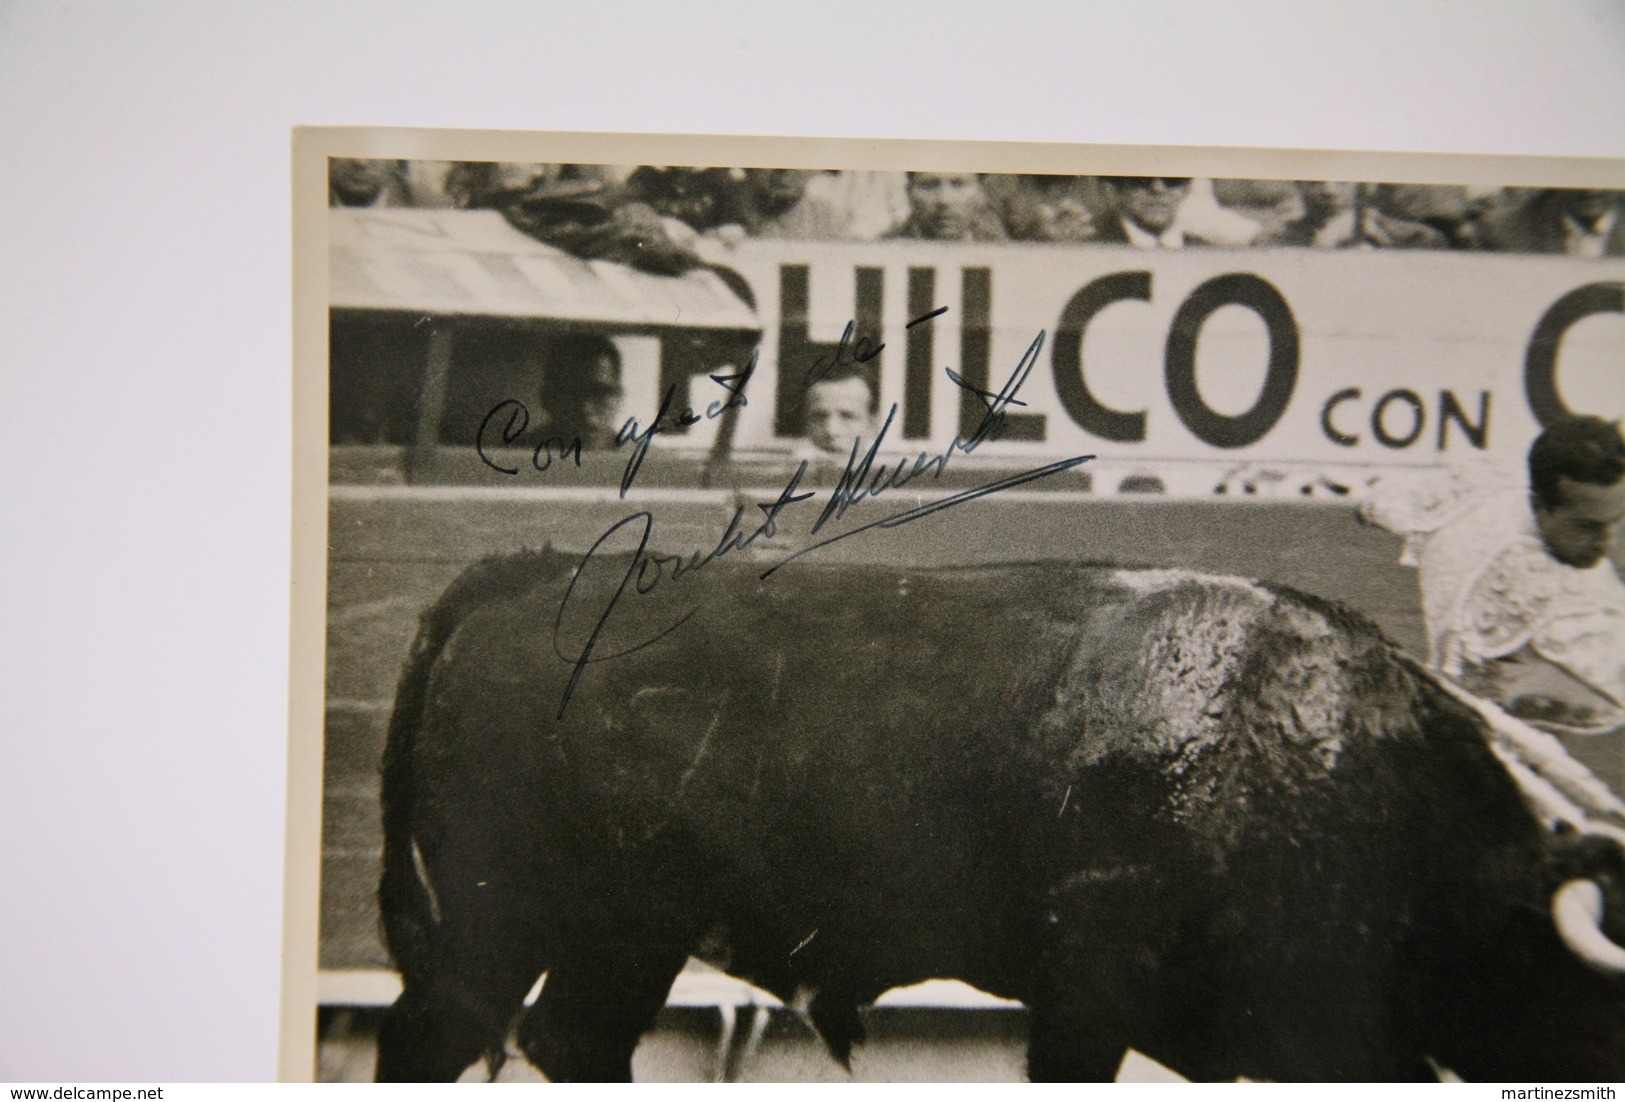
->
387, 551, 1619, 1081
409, 555, 1521, 958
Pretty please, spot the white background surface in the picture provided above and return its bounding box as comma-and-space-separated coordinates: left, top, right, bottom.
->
2, 0, 1622, 1082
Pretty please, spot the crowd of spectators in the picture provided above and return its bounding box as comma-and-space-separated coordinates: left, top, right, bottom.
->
331, 159, 1625, 267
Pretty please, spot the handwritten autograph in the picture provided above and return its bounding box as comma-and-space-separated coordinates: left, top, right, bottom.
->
808, 329, 1045, 537
550, 327, 1093, 716
475, 403, 585, 475
475, 351, 757, 495
613, 351, 755, 497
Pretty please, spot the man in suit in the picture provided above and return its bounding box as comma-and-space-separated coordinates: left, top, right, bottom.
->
1262, 181, 1447, 249
981, 174, 1105, 242
889, 172, 1008, 242
1095, 176, 1219, 248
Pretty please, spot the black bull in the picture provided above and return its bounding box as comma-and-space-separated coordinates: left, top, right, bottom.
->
374, 549, 1625, 1081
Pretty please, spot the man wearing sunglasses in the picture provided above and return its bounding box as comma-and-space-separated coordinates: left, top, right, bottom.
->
1094, 176, 1203, 248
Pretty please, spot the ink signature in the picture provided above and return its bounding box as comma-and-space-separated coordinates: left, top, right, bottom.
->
550, 328, 1094, 716
613, 351, 755, 497
808, 329, 1044, 537
475, 403, 586, 475
474, 351, 756, 496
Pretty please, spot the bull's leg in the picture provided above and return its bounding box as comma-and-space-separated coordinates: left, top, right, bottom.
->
375, 958, 544, 1082
515, 943, 690, 1082
375, 879, 551, 1082
1025, 866, 1179, 1083
1027, 1012, 1141, 1082
1188, 959, 1431, 1083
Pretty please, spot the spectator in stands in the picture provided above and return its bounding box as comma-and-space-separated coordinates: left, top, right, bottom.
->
443, 162, 555, 209
1370, 184, 1498, 250
728, 169, 913, 242
744, 168, 815, 219
623, 167, 753, 235
1455, 186, 1520, 251
983, 174, 1104, 243
803, 367, 880, 457
444, 328, 621, 453
1177, 178, 1263, 245
438, 162, 625, 208
890, 172, 1008, 242
395, 161, 461, 208
817, 171, 912, 241
450, 162, 707, 276
597, 165, 764, 256
541, 334, 624, 450
1484, 189, 1625, 257
1211, 179, 1302, 242
440, 325, 546, 447
1262, 181, 1447, 249
1360, 416, 1625, 793
1095, 177, 1220, 248
736, 168, 826, 239
329, 158, 407, 207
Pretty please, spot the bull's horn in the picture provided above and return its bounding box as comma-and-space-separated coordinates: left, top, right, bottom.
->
1552, 879, 1625, 976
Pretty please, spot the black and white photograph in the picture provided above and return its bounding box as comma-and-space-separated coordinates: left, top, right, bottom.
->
14, 6, 1625, 1092
282, 129, 1625, 1083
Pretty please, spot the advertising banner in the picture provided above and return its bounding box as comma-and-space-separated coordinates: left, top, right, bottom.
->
708, 241, 1623, 470
326, 208, 1623, 489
